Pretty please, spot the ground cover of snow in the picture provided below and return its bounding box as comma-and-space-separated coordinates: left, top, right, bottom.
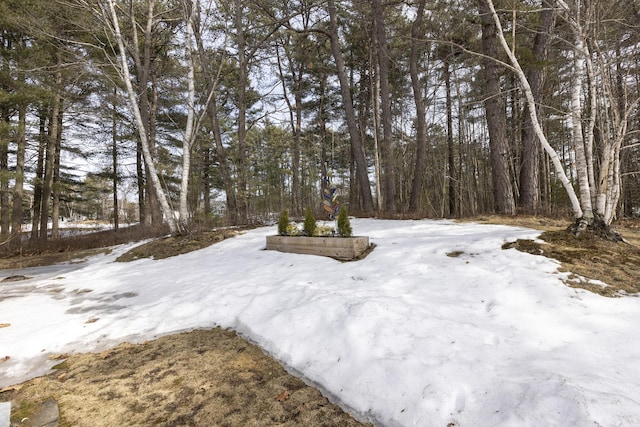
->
1, 219, 638, 426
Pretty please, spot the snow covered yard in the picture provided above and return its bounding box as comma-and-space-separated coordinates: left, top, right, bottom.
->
1, 219, 639, 426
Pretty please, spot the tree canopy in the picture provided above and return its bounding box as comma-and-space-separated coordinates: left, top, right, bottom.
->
1, 0, 640, 239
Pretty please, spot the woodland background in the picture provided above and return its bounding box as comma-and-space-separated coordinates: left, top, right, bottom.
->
1, 0, 639, 239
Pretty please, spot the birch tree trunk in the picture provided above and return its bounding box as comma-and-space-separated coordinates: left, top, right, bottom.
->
104, 0, 178, 234
232, 0, 251, 224
372, 0, 397, 213
594, 44, 639, 224
178, 0, 196, 228
484, 0, 583, 218
567, 24, 594, 221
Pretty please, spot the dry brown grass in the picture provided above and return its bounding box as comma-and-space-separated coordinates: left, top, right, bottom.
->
0, 225, 170, 269
466, 215, 640, 297
114, 228, 248, 262
4, 330, 368, 427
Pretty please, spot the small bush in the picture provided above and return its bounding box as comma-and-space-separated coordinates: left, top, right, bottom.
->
286, 223, 302, 236
278, 209, 289, 235
303, 207, 317, 236
316, 224, 336, 237
337, 207, 352, 237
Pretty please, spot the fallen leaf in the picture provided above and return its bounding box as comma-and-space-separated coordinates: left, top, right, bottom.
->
85, 318, 99, 324
48, 353, 69, 361
0, 323, 10, 328
98, 349, 116, 359
0, 356, 9, 363
275, 390, 291, 402
0, 384, 22, 393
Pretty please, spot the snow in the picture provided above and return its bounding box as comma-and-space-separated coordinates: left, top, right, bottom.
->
1, 219, 639, 426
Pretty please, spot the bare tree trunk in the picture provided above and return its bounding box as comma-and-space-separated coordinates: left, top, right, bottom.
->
130, 0, 161, 227
234, 0, 249, 225
275, 40, 303, 216
372, 0, 396, 213
104, 0, 178, 234
594, 42, 639, 224
178, 0, 197, 228
369, 52, 383, 211
0, 107, 9, 239
327, 0, 374, 213
408, 0, 427, 214
39, 54, 63, 241
191, 10, 237, 224
136, 139, 145, 225
147, 78, 162, 226
12, 102, 26, 236
112, 92, 119, 231
30, 111, 46, 240
479, 0, 516, 215
484, 0, 583, 218
568, 23, 594, 221
519, 0, 554, 214
444, 57, 457, 217
52, 109, 63, 238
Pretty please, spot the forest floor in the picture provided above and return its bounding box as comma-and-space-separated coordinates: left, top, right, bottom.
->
1, 216, 640, 426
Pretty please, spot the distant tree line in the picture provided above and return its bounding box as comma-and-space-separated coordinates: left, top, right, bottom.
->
1, 0, 639, 239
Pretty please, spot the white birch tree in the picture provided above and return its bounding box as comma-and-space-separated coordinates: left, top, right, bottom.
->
101, 0, 179, 234
178, 0, 196, 228
177, 0, 218, 228
484, 0, 584, 220
486, 0, 638, 232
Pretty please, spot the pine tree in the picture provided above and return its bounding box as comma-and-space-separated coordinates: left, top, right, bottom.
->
337, 207, 352, 237
303, 206, 316, 237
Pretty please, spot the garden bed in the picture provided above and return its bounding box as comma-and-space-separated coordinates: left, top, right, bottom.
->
266, 235, 370, 260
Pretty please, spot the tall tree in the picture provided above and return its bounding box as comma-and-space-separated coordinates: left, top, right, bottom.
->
190, 2, 239, 224
38, 51, 63, 241
372, 0, 397, 213
483, 0, 583, 219
408, 0, 428, 213
478, 0, 516, 215
326, 0, 374, 213
519, 0, 555, 214
101, 0, 179, 234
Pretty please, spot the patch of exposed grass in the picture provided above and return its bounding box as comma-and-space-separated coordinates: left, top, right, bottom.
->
115, 228, 247, 262
0, 226, 256, 269
0, 248, 112, 270
4, 329, 370, 427
8, 396, 37, 423
493, 217, 640, 297
0, 224, 170, 270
